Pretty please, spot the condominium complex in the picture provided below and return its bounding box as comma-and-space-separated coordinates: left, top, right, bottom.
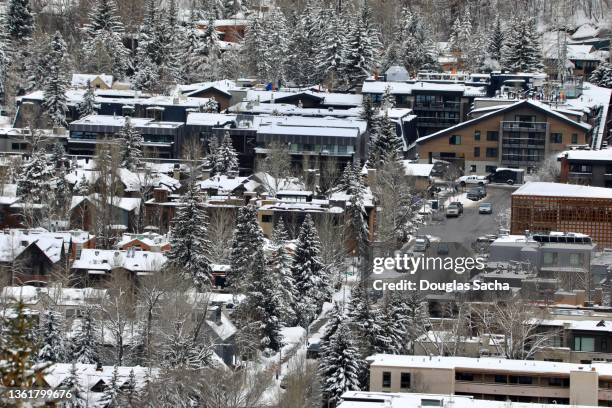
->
367, 354, 612, 406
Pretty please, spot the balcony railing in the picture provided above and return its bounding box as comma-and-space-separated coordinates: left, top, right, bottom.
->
414, 101, 461, 111
501, 122, 548, 132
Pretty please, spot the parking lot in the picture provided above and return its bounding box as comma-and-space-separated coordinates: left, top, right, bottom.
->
417, 184, 517, 245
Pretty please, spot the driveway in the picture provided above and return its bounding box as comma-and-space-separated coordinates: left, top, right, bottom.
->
417, 184, 517, 245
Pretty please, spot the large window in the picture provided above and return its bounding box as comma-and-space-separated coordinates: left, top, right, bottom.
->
474, 130, 481, 140
486, 148, 498, 158
449, 135, 461, 145
574, 336, 595, 352
382, 372, 392, 388
543, 252, 558, 266
486, 131, 498, 141
400, 373, 411, 389
569, 253, 584, 266
550, 133, 563, 143
474, 147, 480, 157
571, 133, 579, 144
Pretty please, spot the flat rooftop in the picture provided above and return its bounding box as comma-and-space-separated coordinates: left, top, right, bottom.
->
513, 181, 612, 199
367, 354, 612, 377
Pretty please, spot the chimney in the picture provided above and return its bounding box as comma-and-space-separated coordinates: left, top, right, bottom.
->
215, 307, 222, 324
96, 362, 103, 371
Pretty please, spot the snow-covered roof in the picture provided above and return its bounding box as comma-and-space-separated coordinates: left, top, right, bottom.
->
115, 232, 169, 249
571, 23, 600, 40
43, 363, 154, 391
206, 309, 237, 341
566, 44, 601, 61
178, 79, 237, 96
0, 230, 65, 263
534, 318, 612, 333
366, 354, 612, 376
401, 161, 434, 177
560, 149, 612, 162
71, 115, 183, 129
69, 195, 142, 213
362, 80, 487, 96
200, 175, 251, 193
513, 182, 612, 199
229, 102, 362, 118
338, 391, 593, 408
186, 113, 238, 126
72, 248, 166, 272
71, 73, 113, 88
257, 124, 359, 138
0, 183, 18, 205
417, 99, 591, 144
1, 285, 107, 306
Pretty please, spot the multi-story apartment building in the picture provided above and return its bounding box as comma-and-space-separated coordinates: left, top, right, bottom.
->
416, 100, 591, 174
338, 391, 594, 408
68, 115, 185, 158
486, 232, 595, 292
511, 182, 612, 248
361, 80, 487, 142
559, 149, 612, 187
367, 354, 612, 406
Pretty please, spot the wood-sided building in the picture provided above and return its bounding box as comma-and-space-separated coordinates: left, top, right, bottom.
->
416, 100, 591, 174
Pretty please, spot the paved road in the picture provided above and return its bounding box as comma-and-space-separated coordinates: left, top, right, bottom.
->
417, 184, 517, 245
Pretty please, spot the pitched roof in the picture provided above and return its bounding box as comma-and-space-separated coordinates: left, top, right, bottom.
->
417, 99, 592, 144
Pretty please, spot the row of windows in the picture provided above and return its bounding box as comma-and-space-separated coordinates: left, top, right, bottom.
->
452, 131, 499, 146
455, 372, 570, 387
382, 371, 411, 389
550, 133, 579, 144
287, 144, 353, 154
541, 252, 584, 266
473, 147, 498, 158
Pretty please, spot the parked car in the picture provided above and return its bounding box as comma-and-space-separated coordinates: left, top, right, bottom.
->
414, 236, 430, 252
449, 201, 464, 214
488, 168, 525, 185
456, 175, 489, 187
479, 203, 493, 214
475, 185, 487, 197
467, 188, 484, 200
446, 203, 462, 217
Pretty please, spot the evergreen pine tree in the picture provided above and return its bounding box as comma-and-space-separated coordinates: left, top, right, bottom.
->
37, 309, 66, 363
348, 283, 388, 355
228, 204, 265, 291
344, 189, 369, 257
379, 292, 409, 354
285, 2, 322, 85
292, 214, 328, 326
383, 7, 435, 75
59, 363, 88, 408
83, 0, 130, 78
272, 218, 290, 244
117, 117, 144, 171
71, 307, 100, 364
166, 182, 213, 289
0, 301, 46, 388
117, 369, 138, 406
7, 0, 33, 40
368, 114, 403, 168
488, 16, 505, 62
99, 365, 120, 408
205, 136, 220, 172
319, 302, 344, 354
590, 62, 612, 88
319, 322, 363, 405
212, 132, 239, 176
78, 80, 99, 118
501, 16, 543, 72
342, 3, 380, 87
132, 53, 160, 92
0, 13, 12, 97
199, 17, 222, 82
269, 222, 297, 326
42, 31, 69, 128
315, 9, 347, 87
75, 173, 90, 196
248, 241, 283, 352
360, 95, 378, 130
17, 148, 54, 204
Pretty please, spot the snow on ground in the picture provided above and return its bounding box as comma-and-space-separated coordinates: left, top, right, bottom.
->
443, 191, 479, 209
